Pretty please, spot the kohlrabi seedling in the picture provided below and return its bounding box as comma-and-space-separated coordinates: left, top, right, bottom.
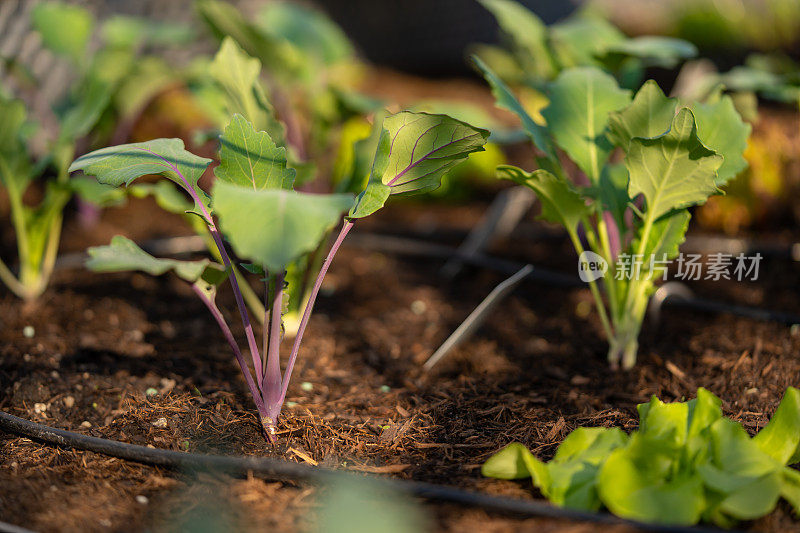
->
483, 387, 800, 527
70, 111, 488, 441
477, 60, 749, 369
178, 36, 381, 334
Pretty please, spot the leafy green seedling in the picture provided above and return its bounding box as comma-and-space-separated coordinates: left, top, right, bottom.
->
475, 0, 697, 91
484, 387, 800, 526
0, 2, 191, 300
182, 35, 381, 333
194, 0, 376, 163
478, 60, 749, 368
71, 111, 488, 441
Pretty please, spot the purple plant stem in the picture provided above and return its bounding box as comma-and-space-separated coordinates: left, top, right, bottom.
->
262, 273, 270, 380
191, 284, 266, 416
278, 220, 353, 407
263, 272, 284, 422
603, 210, 622, 262
137, 148, 264, 387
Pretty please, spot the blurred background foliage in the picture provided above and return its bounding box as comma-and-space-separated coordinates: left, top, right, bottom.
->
1, 0, 800, 235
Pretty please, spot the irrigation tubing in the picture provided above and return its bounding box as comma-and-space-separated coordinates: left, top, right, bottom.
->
0, 411, 735, 533
53, 232, 800, 326
344, 233, 800, 326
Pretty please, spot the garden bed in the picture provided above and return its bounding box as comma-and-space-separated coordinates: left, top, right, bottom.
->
1, 194, 799, 532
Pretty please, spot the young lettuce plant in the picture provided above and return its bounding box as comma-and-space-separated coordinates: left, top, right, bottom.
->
483, 387, 800, 527
70, 111, 489, 441
477, 60, 749, 369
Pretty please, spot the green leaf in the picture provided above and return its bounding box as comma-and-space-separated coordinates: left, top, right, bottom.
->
637, 395, 689, 449
632, 210, 690, 278
687, 387, 724, 441
699, 418, 784, 521
349, 111, 489, 218
691, 95, 751, 186
598, 442, 705, 525
471, 55, 556, 161
215, 114, 295, 190
256, 2, 353, 67
716, 472, 783, 520
780, 467, 800, 513
58, 77, 114, 144
348, 182, 391, 220
594, 163, 629, 226
702, 419, 782, 489
68, 139, 213, 214
608, 80, 677, 150
208, 37, 286, 144
0, 96, 26, 150
86, 236, 226, 284
542, 67, 631, 181
477, 0, 554, 79
481, 442, 543, 481
197, 0, 302, 81
549, 15, 626, 70
498, 166, 589, 234
70, 176, 127, 208
213, 182, 353, 272
602, 37, 697, 69
626, 108, 722, 220
754, 387, 800, 465
0, 96, 33, 194
547, 427, 628, 510
129, 181, 193, 215
376, 112, 489, 194
32, 2, 93, 65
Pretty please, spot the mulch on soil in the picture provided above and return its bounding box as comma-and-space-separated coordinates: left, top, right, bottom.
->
1, 192, 799, 532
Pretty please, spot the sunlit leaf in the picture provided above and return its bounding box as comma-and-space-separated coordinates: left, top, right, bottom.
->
349, 111, 489, 218
498, 166, 589, 234
542, 67, 631, 181
32, 2, 93, 65
87, 235, 226, 284
215, 114, 295, 190
626, 108, 721, 220
213, 182, 353, 271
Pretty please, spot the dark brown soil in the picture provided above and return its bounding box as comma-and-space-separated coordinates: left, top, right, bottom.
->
1, 186, 799, 533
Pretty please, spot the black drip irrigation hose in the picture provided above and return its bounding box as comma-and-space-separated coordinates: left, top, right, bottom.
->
345, 233, 800, 327
53, 233, 800, 326
0, 411, 735, 533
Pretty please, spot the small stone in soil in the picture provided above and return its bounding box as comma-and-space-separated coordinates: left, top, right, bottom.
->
152, 417, 168, 428
33, 403, 47, 414
300, 382, 313, 392
80, 421, 92, 428
410, 300, 427, 315
63, 396, 75, 408
135, 495, 148, 505
22, 326, 34, 338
